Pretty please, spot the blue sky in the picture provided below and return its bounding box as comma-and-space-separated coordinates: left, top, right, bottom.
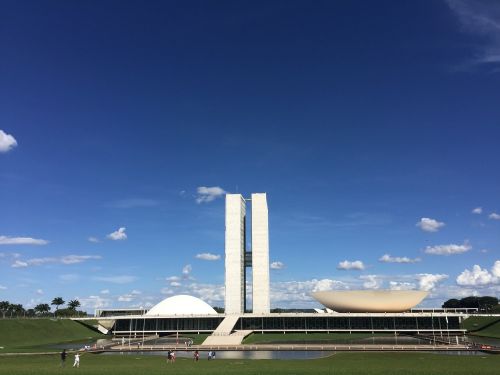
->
0, 0, 499, 312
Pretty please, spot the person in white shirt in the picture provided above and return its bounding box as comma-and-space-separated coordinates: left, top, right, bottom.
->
73, 353, 80, 368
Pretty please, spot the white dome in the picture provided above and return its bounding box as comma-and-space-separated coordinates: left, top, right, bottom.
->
146, 295, 218, 316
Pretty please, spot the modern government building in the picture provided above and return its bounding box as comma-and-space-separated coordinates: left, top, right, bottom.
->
94, 193, 471, 344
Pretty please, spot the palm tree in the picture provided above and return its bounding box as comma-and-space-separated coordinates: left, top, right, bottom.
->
68, 299, 81, 315
0, 301, 11, 319
51, 297, 65, 317
10, 304, 25, 318
34, 303, 51, 316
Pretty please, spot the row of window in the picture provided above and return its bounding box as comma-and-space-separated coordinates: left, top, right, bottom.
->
114, 316, 460, 333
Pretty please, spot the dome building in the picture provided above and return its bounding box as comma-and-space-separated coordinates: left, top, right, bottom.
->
146, 295, 218, 316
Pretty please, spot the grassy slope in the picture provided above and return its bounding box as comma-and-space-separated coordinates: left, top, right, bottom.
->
0, 353, 498, 375
243, 332, 388, 344
0, 319, 104, 352
462, 316, 500, 339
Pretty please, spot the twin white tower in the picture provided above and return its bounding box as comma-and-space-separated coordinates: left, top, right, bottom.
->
225, 193, 270, 314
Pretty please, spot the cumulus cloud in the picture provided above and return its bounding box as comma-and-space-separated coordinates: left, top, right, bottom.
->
107, 227, 127, 240
79, 295, 111, 309
170, 281, 181, 287
337, 260, 365, 270
360, 275, 383, 289
417, 273, 448, 291
424, 242, 471, 255
182, 264, 193, 280
11, 255, 101, 268
92, 275, 137, 284
389, 281, 416, 290
379, 254, 421, 263
456, 260, 500, 286
88, 237, 100, 243
472, 207, 483, 214
0, 130, 17, 153
270, 261, 285, 270
100, 289, 110, 295
195, 253, 221, 261
166, 276, 181, 282
36, 289, 43, 295
489, 212, 500, 220
195, 186, 226, 204
0, 235, 49, 245
416, 217, 445, 232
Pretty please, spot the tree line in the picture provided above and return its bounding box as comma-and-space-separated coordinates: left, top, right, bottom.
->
442, 296, 498, 311
0, 297, 87, 318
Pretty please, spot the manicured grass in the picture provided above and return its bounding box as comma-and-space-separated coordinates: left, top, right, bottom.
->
0, 319, 104, 352
0, 352, 498, 375
462, 316, 500, 338
243, 332, 387, 344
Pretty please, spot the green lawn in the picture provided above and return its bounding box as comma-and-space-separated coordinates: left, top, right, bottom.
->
0, 352, 498, 375
0, 319, 104, 352
243, 332, 386, 344
462, 316, 500, 339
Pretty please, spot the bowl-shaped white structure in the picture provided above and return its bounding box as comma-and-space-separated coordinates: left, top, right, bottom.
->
312, 290, 428, 313
146, 295, 218, 316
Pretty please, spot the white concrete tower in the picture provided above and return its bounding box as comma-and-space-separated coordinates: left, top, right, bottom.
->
251, 193, 270, 314
224, 194, 246, 314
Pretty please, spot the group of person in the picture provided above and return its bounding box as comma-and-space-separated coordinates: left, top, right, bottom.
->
60, 349, 81, 368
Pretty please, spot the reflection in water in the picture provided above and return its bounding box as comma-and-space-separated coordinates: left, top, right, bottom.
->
103, 350, 333, 360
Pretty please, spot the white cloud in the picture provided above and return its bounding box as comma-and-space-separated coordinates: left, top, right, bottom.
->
100, 289, 110, 295
0, 285, 7, 290
79, 295, 111, 309
416, 217, 445, 232
417, 273, 448, 291
360, 275, 382, 289
389, 281, 416, 291
424, 242, 471, 255
11, 260, 28, 268
61, 255, 101, 264
0, 130, 17, 153
472, 207, 483, 214
446, 0, 500, 69
166, 276, 180, 282
88, 237, 100, 243
170, 281, 181, 287
107, 227, 127, 240
195, 253, 221, 261
92, 275, 137, 284
118, 294, 135, 302
11, 255, 101, 268
489, 212, 500, 220
270, 261, 285, 270
35, 289, 43, 295
0, 235, 49, 245
195, 186, 226, 204
379, 254, 421, 263
182, 264, 192, 279
456, 260, 500, 286
337, 260, 365, 270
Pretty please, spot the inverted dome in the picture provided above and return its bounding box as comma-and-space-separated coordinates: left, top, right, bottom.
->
146, 295, 218, 316
312, 290, 428, 313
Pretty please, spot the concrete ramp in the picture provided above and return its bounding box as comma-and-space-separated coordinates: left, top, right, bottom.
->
202, 316, 251, 345
202, 330, 253, 346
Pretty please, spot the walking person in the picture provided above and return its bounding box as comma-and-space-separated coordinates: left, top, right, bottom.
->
60, 349, 67, 367
73, 353, 80, 368
194, 350, 199, 361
